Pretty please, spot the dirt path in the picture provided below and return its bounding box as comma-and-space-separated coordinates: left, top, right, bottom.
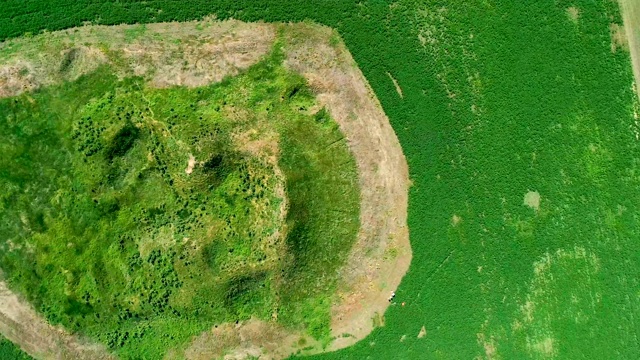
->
281, 23, 411, 351
619, 0, 640, 101
0, 276, 114, 360
0, 20, 410, 359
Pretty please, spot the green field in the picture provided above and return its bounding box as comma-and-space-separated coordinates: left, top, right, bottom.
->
0, 337, 32, 360
1, 0, 639, 359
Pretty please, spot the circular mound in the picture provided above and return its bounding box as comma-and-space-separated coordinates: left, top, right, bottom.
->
0, 47, 360, 357
0, 20, 410, 359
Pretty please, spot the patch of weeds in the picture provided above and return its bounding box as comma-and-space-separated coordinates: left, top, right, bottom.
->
123, 24, 147, 42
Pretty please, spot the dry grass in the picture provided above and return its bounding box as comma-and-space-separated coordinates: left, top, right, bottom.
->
619, 0, 640, 101
280, 23, 410, 352
567, 7, 580, 24
417, 325, 427, 339
523, 191, 541, 211
610, 23, 628, 53
0, 19, 275, 99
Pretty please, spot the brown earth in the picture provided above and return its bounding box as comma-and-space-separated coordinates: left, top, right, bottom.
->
619, 0, 640, 101
0, 20, 410, 359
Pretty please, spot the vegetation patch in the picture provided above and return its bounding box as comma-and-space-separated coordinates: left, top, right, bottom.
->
0, 35, 359, 358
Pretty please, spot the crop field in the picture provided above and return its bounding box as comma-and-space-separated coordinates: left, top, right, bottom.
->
0, 336, 32, 360
1, 0, 640, 359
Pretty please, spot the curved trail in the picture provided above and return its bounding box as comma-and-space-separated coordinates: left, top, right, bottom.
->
282, 23, 411, 351
0, 277, 114, 360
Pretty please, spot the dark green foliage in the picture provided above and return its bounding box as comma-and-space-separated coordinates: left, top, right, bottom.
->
0, 337, 32, 360
313, 107, 330, 124
105, 122, 140, 160
223, 273, 268, 308
59, 48, 79, 73
1, 0, 640, 359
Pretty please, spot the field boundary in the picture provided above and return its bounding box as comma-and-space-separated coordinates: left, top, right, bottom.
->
280, 23, 411, 351
619, 0, 640, 101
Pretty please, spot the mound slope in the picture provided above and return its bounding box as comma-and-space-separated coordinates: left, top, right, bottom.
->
0, 19, 409, 359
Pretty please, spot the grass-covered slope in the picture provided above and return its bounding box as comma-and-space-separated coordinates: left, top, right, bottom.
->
2, 0, 640, 359
0, 48, 359, 358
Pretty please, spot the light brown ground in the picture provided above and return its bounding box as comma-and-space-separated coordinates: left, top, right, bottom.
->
619, 0, 640, 101
0, 273, 114, 360
566, 7, 580, 24
610, 22, 628, 53
523, 191, 541, 211
0, 20, 410, 360
280, 23, 410, 352
417, 326, 427, 339
0, 18, 276, 96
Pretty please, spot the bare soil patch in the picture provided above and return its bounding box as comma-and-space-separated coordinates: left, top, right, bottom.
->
567, 7, 580, 24
619, 0, 640, 102
0, 20, 410, 359
185, 154, 196, 174
610, 23, 628, 53
523, 191, 541, 211
417, 326, 427, 339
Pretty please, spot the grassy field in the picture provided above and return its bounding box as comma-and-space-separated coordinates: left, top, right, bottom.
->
0, 43, 359, 358
1, 0, 640, 359
0, 337, 32, 360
